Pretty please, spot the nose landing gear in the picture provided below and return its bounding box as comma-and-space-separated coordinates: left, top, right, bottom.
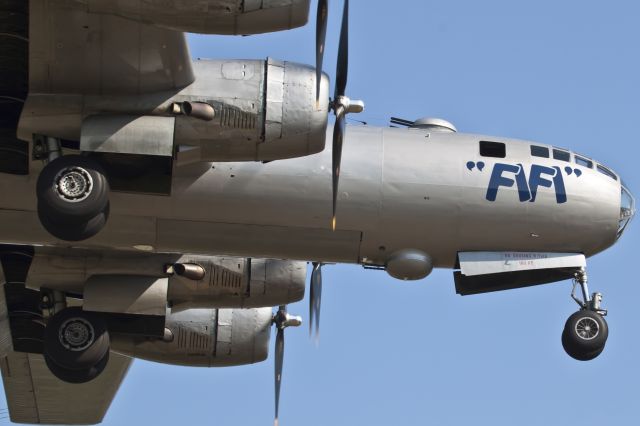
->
562, 269, 608, 361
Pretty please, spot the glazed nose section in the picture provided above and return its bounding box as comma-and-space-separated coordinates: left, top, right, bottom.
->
618, 183, 635, 239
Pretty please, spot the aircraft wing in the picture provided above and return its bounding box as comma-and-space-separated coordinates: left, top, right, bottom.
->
0, 351, 132, 425
29, 0, 195, 95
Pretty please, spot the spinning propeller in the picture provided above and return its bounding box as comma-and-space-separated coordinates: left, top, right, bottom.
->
309, 262, 322, 341
272, 264, 324, 425
315, 0, 364, 230
273, 3, 361, 421
273, 305, 301, 426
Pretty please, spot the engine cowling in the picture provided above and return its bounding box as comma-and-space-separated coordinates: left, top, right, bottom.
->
110, 307, 272, 367
168, 257, 306, 310
25, 250, 306, 309
77, 0, 310, 35
173, 59, 330, 162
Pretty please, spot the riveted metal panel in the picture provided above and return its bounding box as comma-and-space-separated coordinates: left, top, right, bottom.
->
1, 351, 132, 424
243, 0, 263, 12
156, 219, 361, 263
214, 308, 233, 358
458, 252, 586, 276
265, 58, 285, 142
84, 275, 168, 316
110, 307, 271, 367
28, 0, 194, 95
80, 115, 175, 156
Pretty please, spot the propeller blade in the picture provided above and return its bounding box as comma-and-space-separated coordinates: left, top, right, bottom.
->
316, 0, 328, 103
309, 262, 323, 341
309, 268, 315, 336
332, 109, 346, 230
274, 324, 284, 426
271, 305, 301, 426
334, 0, 349, 99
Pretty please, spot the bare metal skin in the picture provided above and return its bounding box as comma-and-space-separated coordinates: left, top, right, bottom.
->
0, 125, 624, 265
0, 1, 634, 424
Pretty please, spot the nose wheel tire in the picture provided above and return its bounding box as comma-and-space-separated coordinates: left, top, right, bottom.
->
37, 155, 110, 241
44, 307, 110, 371
561, 310, 608, 361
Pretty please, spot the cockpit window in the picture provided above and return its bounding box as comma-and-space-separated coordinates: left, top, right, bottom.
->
552, 149, 570, 162
530, 145, 549, 158
479, 141, 506, 158
597, 164, 617, 181
618, 185, 635, 239
574, 155, 593, 169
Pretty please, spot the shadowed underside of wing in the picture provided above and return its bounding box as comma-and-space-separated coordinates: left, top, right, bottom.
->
0, 352, 132, 425
29, 0, 195, 95
0, 263, 131, 425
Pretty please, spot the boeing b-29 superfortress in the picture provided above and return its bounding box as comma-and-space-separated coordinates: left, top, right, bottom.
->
0, 0, 634, 424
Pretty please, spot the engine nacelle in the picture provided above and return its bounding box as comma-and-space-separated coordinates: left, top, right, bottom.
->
110, 307, 272, 367
76, 0, 310, 35
173, 59, 330, 162
20, 59, 329, 163
168, 257, 306, 310
25, 250, 306, 309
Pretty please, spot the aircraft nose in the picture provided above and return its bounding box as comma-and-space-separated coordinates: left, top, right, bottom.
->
618, 182, 635, 239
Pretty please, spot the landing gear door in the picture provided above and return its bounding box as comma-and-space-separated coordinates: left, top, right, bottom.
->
455, 251, 586, 295
80, 115, 175, 195
80, 115, 175, 157
459, 252, 586, 276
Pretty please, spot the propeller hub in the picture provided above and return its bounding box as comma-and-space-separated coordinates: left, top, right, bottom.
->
333, 96, 365, 115
273, 309, 302, 330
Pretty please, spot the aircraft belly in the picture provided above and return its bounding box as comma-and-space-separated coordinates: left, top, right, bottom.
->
155, 220, 362, 263
0, 127, 619, 266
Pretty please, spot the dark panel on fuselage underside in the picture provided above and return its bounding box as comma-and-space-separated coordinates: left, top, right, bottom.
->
454, 268, 577, 296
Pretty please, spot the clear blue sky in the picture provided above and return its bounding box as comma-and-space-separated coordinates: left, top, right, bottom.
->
7, 1, 640, 425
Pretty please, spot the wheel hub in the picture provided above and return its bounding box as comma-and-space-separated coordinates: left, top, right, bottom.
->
59, 317, 95, 351
55, 166, 93, 202
575, 317, 599, 340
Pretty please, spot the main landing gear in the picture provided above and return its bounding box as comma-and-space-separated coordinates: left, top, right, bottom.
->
562, 268, 608, 361
36, 154, 110, 241
43, 307, 110, 383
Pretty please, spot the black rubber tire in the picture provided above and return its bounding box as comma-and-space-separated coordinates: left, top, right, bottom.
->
44, 307, 110, 371
36, 155, 109, 223
562, 330, 605, 361
561, 310, 608, 361
38, 203, 109, 242
44, 350, 109, 384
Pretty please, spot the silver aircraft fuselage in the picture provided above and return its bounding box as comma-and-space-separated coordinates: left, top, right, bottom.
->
0, 125, 629, 268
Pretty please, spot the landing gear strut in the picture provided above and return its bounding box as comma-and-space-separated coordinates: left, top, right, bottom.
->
562, 268, 608, 361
